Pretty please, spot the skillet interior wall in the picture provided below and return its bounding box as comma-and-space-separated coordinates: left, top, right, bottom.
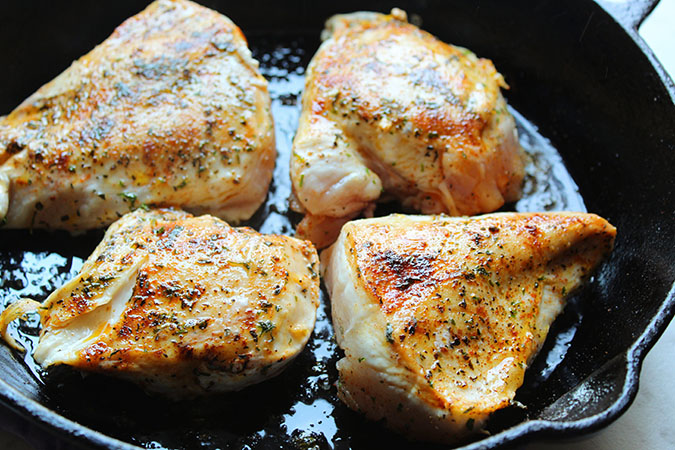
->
0, 0, 673, 445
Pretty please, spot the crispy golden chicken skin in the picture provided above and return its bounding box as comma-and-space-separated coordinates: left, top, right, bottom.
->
0, 208, 320, 397
0, 0, 275, 231
291, 9, 525, 247
322, 212, 615, 442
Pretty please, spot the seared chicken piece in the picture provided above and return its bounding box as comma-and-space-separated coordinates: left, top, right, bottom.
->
0, 0, 275, 231
291, 9, 525, 247
0, 208, 320, 397
322, 213, 615, 442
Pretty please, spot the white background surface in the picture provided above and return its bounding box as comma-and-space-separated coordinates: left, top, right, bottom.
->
0, 1, 673, 449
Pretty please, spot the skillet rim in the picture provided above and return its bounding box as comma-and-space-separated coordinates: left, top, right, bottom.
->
0, 1, 673, 449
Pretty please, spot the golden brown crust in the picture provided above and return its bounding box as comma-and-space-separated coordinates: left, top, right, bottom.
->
291, 10, 525, 248
327, 212, 615, 439
29, 208, 320, 395
0, 0, 275, 230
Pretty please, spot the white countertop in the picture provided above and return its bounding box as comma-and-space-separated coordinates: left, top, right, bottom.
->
524, 320, 675, 450
0, 1, 673, 449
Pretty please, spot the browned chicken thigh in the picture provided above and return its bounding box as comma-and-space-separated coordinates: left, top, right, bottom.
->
291, 9, 525, 247
0, 0, 275, 231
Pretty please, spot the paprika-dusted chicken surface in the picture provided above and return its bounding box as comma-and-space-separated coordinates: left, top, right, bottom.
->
291, 9, 525, 247
0, 208, 320, 397
0, 0, 275, 231
322, 212, 616, 442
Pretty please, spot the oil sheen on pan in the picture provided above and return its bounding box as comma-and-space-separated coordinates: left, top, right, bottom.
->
0, 36, 592, 450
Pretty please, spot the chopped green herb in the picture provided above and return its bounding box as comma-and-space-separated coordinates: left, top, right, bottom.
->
118, 192, 137, 208
258, 320, 276, 336
385, 323, 394, 343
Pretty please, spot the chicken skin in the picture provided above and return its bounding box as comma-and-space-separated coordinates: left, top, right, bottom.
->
322, 213, 615, 442
291, 9, 525, 247
0, 208, 320, 397
0, 0, 275, 231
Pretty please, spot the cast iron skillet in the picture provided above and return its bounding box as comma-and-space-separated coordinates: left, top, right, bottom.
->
0, 1, 673, 449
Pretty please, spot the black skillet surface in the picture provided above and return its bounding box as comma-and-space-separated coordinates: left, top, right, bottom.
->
0, 1, 674, 449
